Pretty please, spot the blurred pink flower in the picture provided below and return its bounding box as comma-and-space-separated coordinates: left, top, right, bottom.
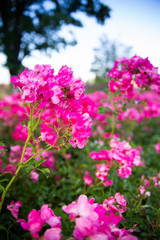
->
7, 200, 22, 219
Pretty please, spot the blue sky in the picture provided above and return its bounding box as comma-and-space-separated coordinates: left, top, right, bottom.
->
1, 0, 160, 84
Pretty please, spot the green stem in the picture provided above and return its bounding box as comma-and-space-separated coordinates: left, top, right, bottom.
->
110, 120, 116, 139
25, 144, 54, 164
0, 132, 32, 214
33, 109, 44, 131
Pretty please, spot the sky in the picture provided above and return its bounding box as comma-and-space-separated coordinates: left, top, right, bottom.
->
0, 0, 160, 84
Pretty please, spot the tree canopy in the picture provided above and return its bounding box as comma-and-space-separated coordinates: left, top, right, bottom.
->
0, 0, 111, 76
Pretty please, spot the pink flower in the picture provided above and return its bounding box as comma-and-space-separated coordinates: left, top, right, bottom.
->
69, 78, 85, 100
30, 170, 39, 182
89, 152, 100, 161
139, 185, 146, 195
103, 180, 113, 187
108, 55, 160, 97
50, 85, 63, 104
0, 145, 5, 150
83, 176, 93, 186
95, 163, 110, 182
10, 64, 92, 151
18, 205, 62, 239
119, 235, 138, 240
90, 139, 142, 182
90, 233, 109, 240
65, 153, 72, 159
7, 200, 22, 219
4, 163, 16, 174
56, 65, 74, 87
117, 166, 132, 178
145, 191, 151, 197
40, 124, 58, 147
109, 79, 121, 92
36, 151, 55, 169
43, 228, 62, 240
12, 123, 28, 142
40, 204, 61, 228
155, 143, 160, 153
103, 196, 119, 213
62, 194, 98, 221
18, 209, 44, 238
115, 192, 127, 207
62, 194, 137, 240
74, 217, 93, 239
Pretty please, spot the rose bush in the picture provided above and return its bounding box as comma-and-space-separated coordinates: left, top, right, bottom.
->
0, 56, 160, 239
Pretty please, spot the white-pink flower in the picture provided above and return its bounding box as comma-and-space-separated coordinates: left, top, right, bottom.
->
43, 228, 62, 240
7, 200, 22, 219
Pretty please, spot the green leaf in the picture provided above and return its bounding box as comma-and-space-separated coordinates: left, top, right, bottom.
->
31, 148, 35, 154
26, 142, 35, 149
0, 225, 7, 231
38, 168, 50, 178
43, 168, 50, 174
140, 101, 147, 106
98, 106, 107, 114
27, 158, 37, 165
26, 165, 34, 173
122, 106, 127, 111
157, 208, 160, 215
20, 122, 27, 128
17, 162, 28, 167
35, 156, 46, 167
0, 179, 9, 183
146, 215, 152, 225
81, 164, 89, 168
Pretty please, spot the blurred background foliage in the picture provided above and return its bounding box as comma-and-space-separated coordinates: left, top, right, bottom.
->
0, 0, 110, 76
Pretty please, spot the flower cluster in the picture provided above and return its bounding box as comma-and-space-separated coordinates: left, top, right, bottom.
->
95, 163, 113, 187
118, 90, 160, 122
17, 204, 62, 239
0, 93, 27, 127
90, 139, 143, 184
79, 91, 109, 138
11, 65, 92, 149
62, 194, 137, 240
108, 55, 160, 98
12, 123, 28, 142
138, 173, 160, 197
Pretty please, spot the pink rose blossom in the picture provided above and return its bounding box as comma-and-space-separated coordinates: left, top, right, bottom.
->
7, 200, 22, 219
43, 228, 62, 240
30, 170, 39, 182
155, 143, 160, 153
62, 194, 137, 240
18, 204, 62, 239
83, 176, 93, 186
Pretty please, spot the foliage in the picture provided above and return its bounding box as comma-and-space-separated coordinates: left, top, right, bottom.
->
0, 0, 111, 76
0, 56, 160, 239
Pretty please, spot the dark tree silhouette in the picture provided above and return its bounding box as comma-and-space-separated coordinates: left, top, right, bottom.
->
0, 0, 111, 76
